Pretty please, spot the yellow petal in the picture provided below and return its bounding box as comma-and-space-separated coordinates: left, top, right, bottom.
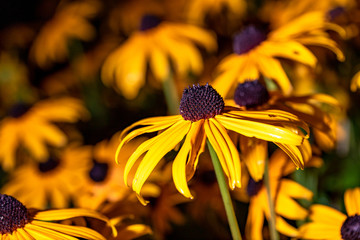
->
299, 222, 342, 239
276, 192, 308, 220
31, 220, 105, 240
210, 118, 241, 188
309, 204, 347, 225
216, 115, 304, 145
344, 187, 360, 216
276, 216, 299, 238
149, 44, 169, 81
173, 121, 204, 198
274, 142, 304, 169
132, 120, 191, 203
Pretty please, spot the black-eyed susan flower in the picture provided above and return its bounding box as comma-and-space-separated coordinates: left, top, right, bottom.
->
30, 0, 101, 68
2, 143, 92, 209
213, 11, 345, 97
226, 80, 339, 180
116, 83, 309, 204
101, 15, 217, 99
242, 149, 322, 240
0, 193, 116, 239
77, 133, 147, 210
299, 187, 360, 239
0, 97, 89, 171
184, 0, 246, 28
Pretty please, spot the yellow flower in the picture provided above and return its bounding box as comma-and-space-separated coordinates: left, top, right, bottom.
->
108, 0, 164, 35
30, 0, 101, 68
213, 11, 344, 97
185, 0, 246, 26
244, 149, 321, 240
2, 144, 92, 209
0, 97, 89, 171
299, 187, 360, 239
77, 132, 147, 210
101, 15, 217, 99
226, 80, 339, 180
116, 84, 308, 204
0, 193, 116, 239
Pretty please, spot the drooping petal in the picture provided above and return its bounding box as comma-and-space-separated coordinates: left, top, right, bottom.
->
216, 114, 305, 145
172, 121, 204, 198
132, 121, 191, 204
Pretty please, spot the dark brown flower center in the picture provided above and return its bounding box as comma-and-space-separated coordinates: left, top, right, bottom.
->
180, 84, 224, 122
247, 177, 263, 197
38, 157, 60, 173
8, 103, 31, 118
234, 80, 270, 108
233, 25, 267, 55
341, 214, 360, 240
89, 160, 109, 182
139, 15, 162, 31
0, 194, 29, 234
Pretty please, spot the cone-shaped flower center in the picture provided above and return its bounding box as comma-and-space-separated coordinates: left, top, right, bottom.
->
233, 25, 267, 55
180, 84, 224, 122
0, 194, 29, 234
140, 15, 162, 31
89, 161, 109, 182
8, 103, 31, 118
234, 80, 270, 108
341, 214, 360, 240
247, 177, 263, 197
38, 157, 60, 173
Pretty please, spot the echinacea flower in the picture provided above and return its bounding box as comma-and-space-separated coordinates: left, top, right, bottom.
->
2, 144, 92, 209
213, 11, 344, 97
0, 193, 116, 239
30, 0, 101, 68
299, 187, 360, 240
0, 97, 89, 171
116, 84, 309, 204
101, 15, 217, 99
243, 149, 322, 240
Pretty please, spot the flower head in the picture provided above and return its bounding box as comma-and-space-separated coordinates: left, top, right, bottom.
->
213, 11, 345, 98
0, 193, 115, 239
116, 84, 308, 204
101, 17, 217, 99
299, 187, 360, 239
0, 97, 89, 171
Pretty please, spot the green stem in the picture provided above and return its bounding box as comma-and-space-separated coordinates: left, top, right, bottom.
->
162, 72, 179, 115
264, 157, 279, 240
207, 140, 242, 240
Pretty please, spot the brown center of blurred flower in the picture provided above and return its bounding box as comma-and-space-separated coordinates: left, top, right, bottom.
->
246, 177, 263, 197
0, 194, 29, 234
180, 84, 224, 122
139, 15, 162, 31
234, 80, 269, 108
89, 160, 109, 182
8, 103, 31, 118
233, 25, 267, 55
341, 214, 360, 240
38, 157, 60, 173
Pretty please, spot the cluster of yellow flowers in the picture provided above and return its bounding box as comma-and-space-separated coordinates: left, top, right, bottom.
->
0, 0, 360, 239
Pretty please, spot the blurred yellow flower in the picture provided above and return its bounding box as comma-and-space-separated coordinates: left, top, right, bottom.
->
244, 149, 321, 240
2, 144, 92, 209
299, 187, 360, 239
0, 97, 89, 171
116, 84, 308, 204
78, 133, 149, 210
30, 0, 101, 68
185, 0, 246, 26
101, 15, 217, 99
213, 11, 344, 97
0, 193, 116, 239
